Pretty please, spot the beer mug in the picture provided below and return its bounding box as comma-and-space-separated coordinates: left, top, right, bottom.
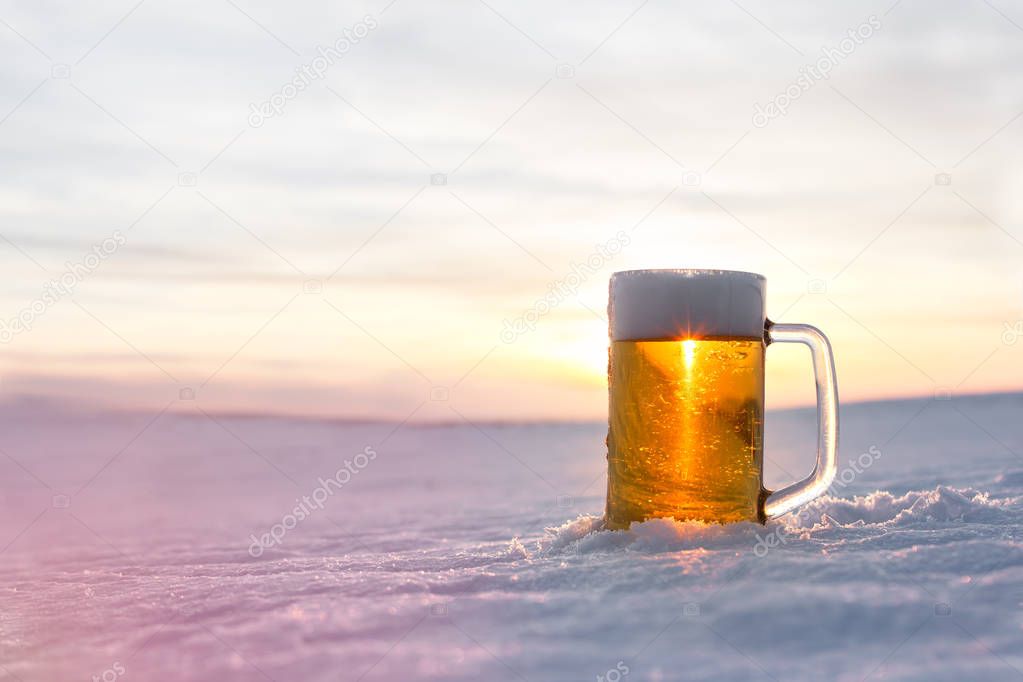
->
605, 269, 838, 529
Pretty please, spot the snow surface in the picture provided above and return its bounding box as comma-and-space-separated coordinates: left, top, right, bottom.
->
1, 393, 1022, 681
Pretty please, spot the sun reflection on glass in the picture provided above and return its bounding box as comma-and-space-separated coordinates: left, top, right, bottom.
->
682, 339, 696, 367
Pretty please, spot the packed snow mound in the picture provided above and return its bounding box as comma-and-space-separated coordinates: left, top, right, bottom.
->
531, 486, 1020, 555
536, 514, 763, 556
786, 486, 1017, 529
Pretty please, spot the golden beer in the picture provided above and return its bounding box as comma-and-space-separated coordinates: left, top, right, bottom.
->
606, 336, 766, 529
604, 269, 839, 529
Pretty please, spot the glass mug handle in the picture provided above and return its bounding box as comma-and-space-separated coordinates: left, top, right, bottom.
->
763, 322, 839, 519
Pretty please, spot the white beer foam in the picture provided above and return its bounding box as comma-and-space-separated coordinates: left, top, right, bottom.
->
609, 269, 766, 340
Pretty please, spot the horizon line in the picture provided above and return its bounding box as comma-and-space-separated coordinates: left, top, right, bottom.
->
3, 388, 1020, 427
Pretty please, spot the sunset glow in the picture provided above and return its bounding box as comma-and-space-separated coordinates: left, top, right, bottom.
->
0, 2, 1019, 421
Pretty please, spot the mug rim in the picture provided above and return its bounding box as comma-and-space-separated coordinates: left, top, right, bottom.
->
612, 268, 765, 281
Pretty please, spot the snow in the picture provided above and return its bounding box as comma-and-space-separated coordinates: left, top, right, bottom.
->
1, 393, 1022, 681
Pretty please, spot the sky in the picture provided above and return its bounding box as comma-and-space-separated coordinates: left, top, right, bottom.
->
0, 0, 1021, 421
